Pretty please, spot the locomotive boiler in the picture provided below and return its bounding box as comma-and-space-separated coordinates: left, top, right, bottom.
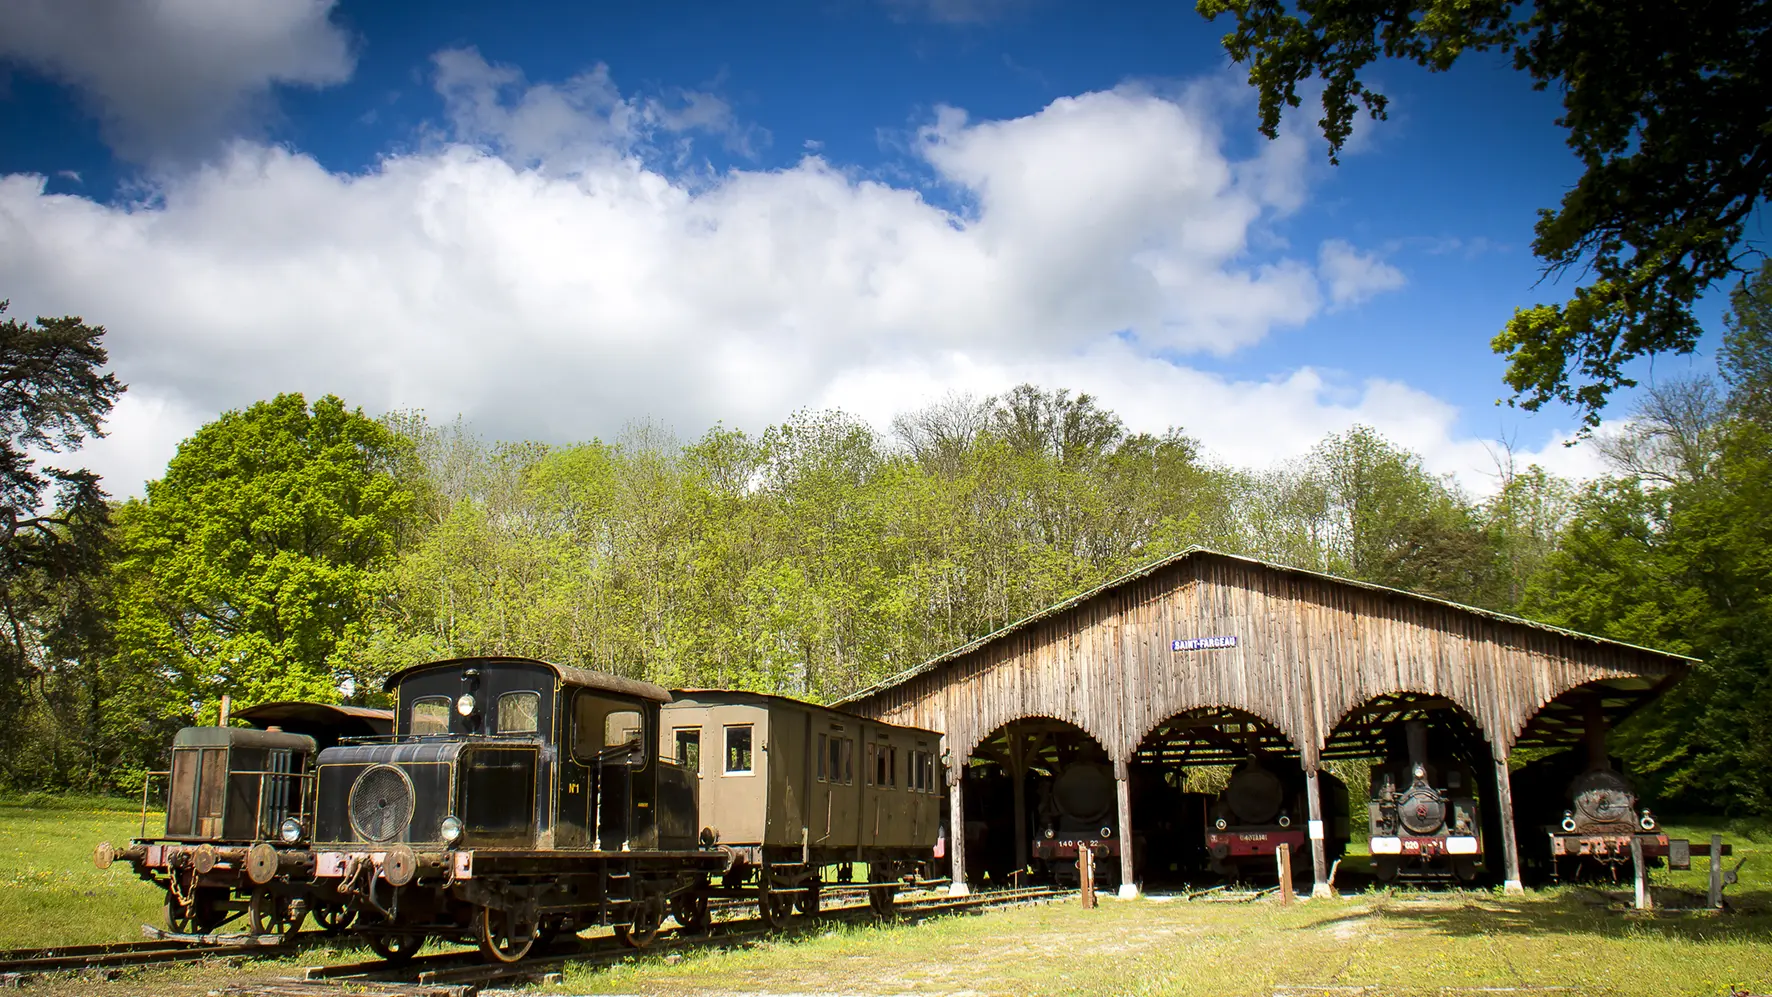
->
1206, 758, 1348, 879
1366, 721, 1483, 882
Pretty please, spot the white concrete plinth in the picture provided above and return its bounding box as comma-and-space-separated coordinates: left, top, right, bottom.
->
947, 881, 971, 897
1503, 879, 1524, 896
1311, 883, 1335, 899
1117, 883, 1141, 900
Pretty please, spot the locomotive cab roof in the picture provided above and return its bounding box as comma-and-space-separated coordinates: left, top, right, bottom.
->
382, 655, 672, 702
172, 725, 317, 752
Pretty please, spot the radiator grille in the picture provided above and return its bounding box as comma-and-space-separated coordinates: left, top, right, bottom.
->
348, 765, 413, 842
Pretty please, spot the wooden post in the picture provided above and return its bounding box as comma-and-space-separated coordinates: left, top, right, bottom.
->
1631, 835, 1650, 910
947, 766, 970, 896
218, 694, 231, 727
1304, 765, 1330, 898
1277, 843, 1294, 904
1491, 752, 1524, 894
1008, 729, 1029, 881
1079, 845, 1096, 908
1114, 758, 1137, 899
1709, 835, 1724, 909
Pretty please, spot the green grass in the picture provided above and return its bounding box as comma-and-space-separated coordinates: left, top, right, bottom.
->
553, 890, 1772, 997
0, 793, 167, 948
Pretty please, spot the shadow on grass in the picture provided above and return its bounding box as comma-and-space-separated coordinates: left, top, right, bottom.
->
1304, 890, 1772, 942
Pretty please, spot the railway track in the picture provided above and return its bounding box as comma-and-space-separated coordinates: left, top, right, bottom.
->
270, 885, 1067, 995
0, 937, 269, 981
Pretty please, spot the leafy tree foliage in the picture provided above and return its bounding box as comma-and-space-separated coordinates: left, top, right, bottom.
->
112, 394, 414, 729
1521, 262, 1772, 813
1196, 0, 1772, 428
0, 301, 123, 788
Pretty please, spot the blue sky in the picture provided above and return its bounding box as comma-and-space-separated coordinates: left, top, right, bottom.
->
0, 0, 1734, 496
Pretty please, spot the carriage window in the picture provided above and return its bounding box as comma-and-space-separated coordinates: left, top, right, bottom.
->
889, 746, 899, 788
496, 691, 540, 734
572, 693, 646, 765
911, 751, 923, 791
842, 738, 854, 784
410, 697, 449, 735
829, 736, 844, 785
816, 733, 828, 781
675, 728, 701, 771
865, 743, 877, 786
725, 725, 753, 774
874, 743, 890, 787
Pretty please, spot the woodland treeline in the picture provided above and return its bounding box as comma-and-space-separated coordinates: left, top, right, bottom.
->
3, 263, 1769, 815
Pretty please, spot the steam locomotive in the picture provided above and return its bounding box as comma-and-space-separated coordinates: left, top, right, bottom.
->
1206, 758, 1348, 879
1509, 727, 1714, 883
1031, 759, 1137, 887
1366, 721, 1483, 882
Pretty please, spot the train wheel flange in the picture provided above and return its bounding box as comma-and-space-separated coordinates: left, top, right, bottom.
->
477, 905, 536, 963
670, 890, 711, 934
368, 932, 426, 965
615, 896, 664, 949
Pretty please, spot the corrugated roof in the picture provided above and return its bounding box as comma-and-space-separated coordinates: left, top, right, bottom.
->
835, 545, 1697, 706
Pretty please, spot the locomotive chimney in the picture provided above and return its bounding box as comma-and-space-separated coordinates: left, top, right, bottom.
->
1585, 697, 1609, 771
1404, 720, 1429, 777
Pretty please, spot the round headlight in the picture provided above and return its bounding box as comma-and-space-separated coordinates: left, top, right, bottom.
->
1639, 811, 1657, 831
1043, 828, 1055, 839
1278, 815, 1292, 828
1561, 812, 1578, 832
440, 815, 464, 844
1215, 817, 1228, 831
455, 693, 477, 717
279, 817, 303, 844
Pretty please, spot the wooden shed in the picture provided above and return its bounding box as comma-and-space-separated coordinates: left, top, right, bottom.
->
836, 547, 1694, 896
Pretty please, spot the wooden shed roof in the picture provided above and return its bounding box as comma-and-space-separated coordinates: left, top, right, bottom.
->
836, 546, 1695, 708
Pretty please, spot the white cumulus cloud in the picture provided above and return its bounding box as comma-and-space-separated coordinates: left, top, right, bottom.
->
0, 0, 354, 163
1318, 238, 1406, 307
0, 56, 1478, 499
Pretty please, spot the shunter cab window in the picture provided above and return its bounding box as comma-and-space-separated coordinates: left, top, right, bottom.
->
725, 725, 754, 775
410, 697, 449, 735
572, 693, 646, 766
675, 728, 701, 771
497, 691, 540, 734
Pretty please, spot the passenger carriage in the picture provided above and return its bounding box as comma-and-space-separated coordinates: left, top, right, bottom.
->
661, 691, 943, 924
304, 656, 727, 962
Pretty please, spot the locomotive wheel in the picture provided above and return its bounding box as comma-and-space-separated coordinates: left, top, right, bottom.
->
168, 887, 229, 934
795, 881, 821, 917
314, 905, 356, 935
165, 894, 197, 935
248, 887, 306, 940
615, 896, 664, 949
757, 885, 795, 930
670, 890, 711, 934
867, 885, 898, 918
367, 932, 426, 965
477, 905, 537, 963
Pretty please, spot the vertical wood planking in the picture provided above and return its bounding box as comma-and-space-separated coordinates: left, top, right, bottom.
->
847, 552, 1686, 768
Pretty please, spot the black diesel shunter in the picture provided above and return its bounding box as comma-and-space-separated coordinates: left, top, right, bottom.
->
306, 657, 726, 963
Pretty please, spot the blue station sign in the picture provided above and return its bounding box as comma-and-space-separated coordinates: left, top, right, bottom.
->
1172, 636, 1238, 652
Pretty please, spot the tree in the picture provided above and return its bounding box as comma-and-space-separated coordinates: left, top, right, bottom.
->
1196, 0, 1772, 428
0, 300, 123, 784
113, 394, 414, 719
